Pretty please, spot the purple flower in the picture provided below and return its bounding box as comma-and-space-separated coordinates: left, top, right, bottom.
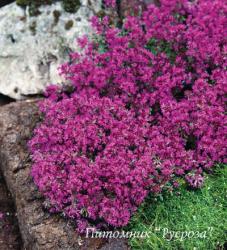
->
29, 0, 226, 232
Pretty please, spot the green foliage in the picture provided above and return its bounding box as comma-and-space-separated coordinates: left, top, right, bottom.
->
127, 166, 227, 250
174, 13, 187, 23
92, 35, 108, 54
62, 0, 80, 13
146, 38, 158, 55
146, 38, 177, 64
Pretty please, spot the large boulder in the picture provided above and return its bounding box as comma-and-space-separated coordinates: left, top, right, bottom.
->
0, 100, 129, 250
0, 1, 101, 99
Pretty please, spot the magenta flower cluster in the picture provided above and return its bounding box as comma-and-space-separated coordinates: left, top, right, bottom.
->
29, 0, 227, 231
104, 0, 116, 8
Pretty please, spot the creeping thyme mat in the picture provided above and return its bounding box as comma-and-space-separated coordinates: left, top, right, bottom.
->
28, 0, 226, 235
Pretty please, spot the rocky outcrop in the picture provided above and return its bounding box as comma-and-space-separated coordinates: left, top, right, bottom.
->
0, 1, 101, 99
0, 100, 129, 250
0, 173, 21, 250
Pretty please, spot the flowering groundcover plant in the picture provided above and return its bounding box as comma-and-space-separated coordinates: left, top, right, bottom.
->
29, 0, 227, 232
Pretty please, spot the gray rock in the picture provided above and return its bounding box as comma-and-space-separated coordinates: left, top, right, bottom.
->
0, 100, 129, 250
0, 1, 101, 99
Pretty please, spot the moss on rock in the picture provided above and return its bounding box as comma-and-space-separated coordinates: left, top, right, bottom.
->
16, 0, 30, 7
62, 0, 80, 13
16, 0, 81, 15
16, 0, 53, 16
53, 10, 61, 25
64, 20, 74, 30
29, 20, 37, 35
16, 0, 53, 7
